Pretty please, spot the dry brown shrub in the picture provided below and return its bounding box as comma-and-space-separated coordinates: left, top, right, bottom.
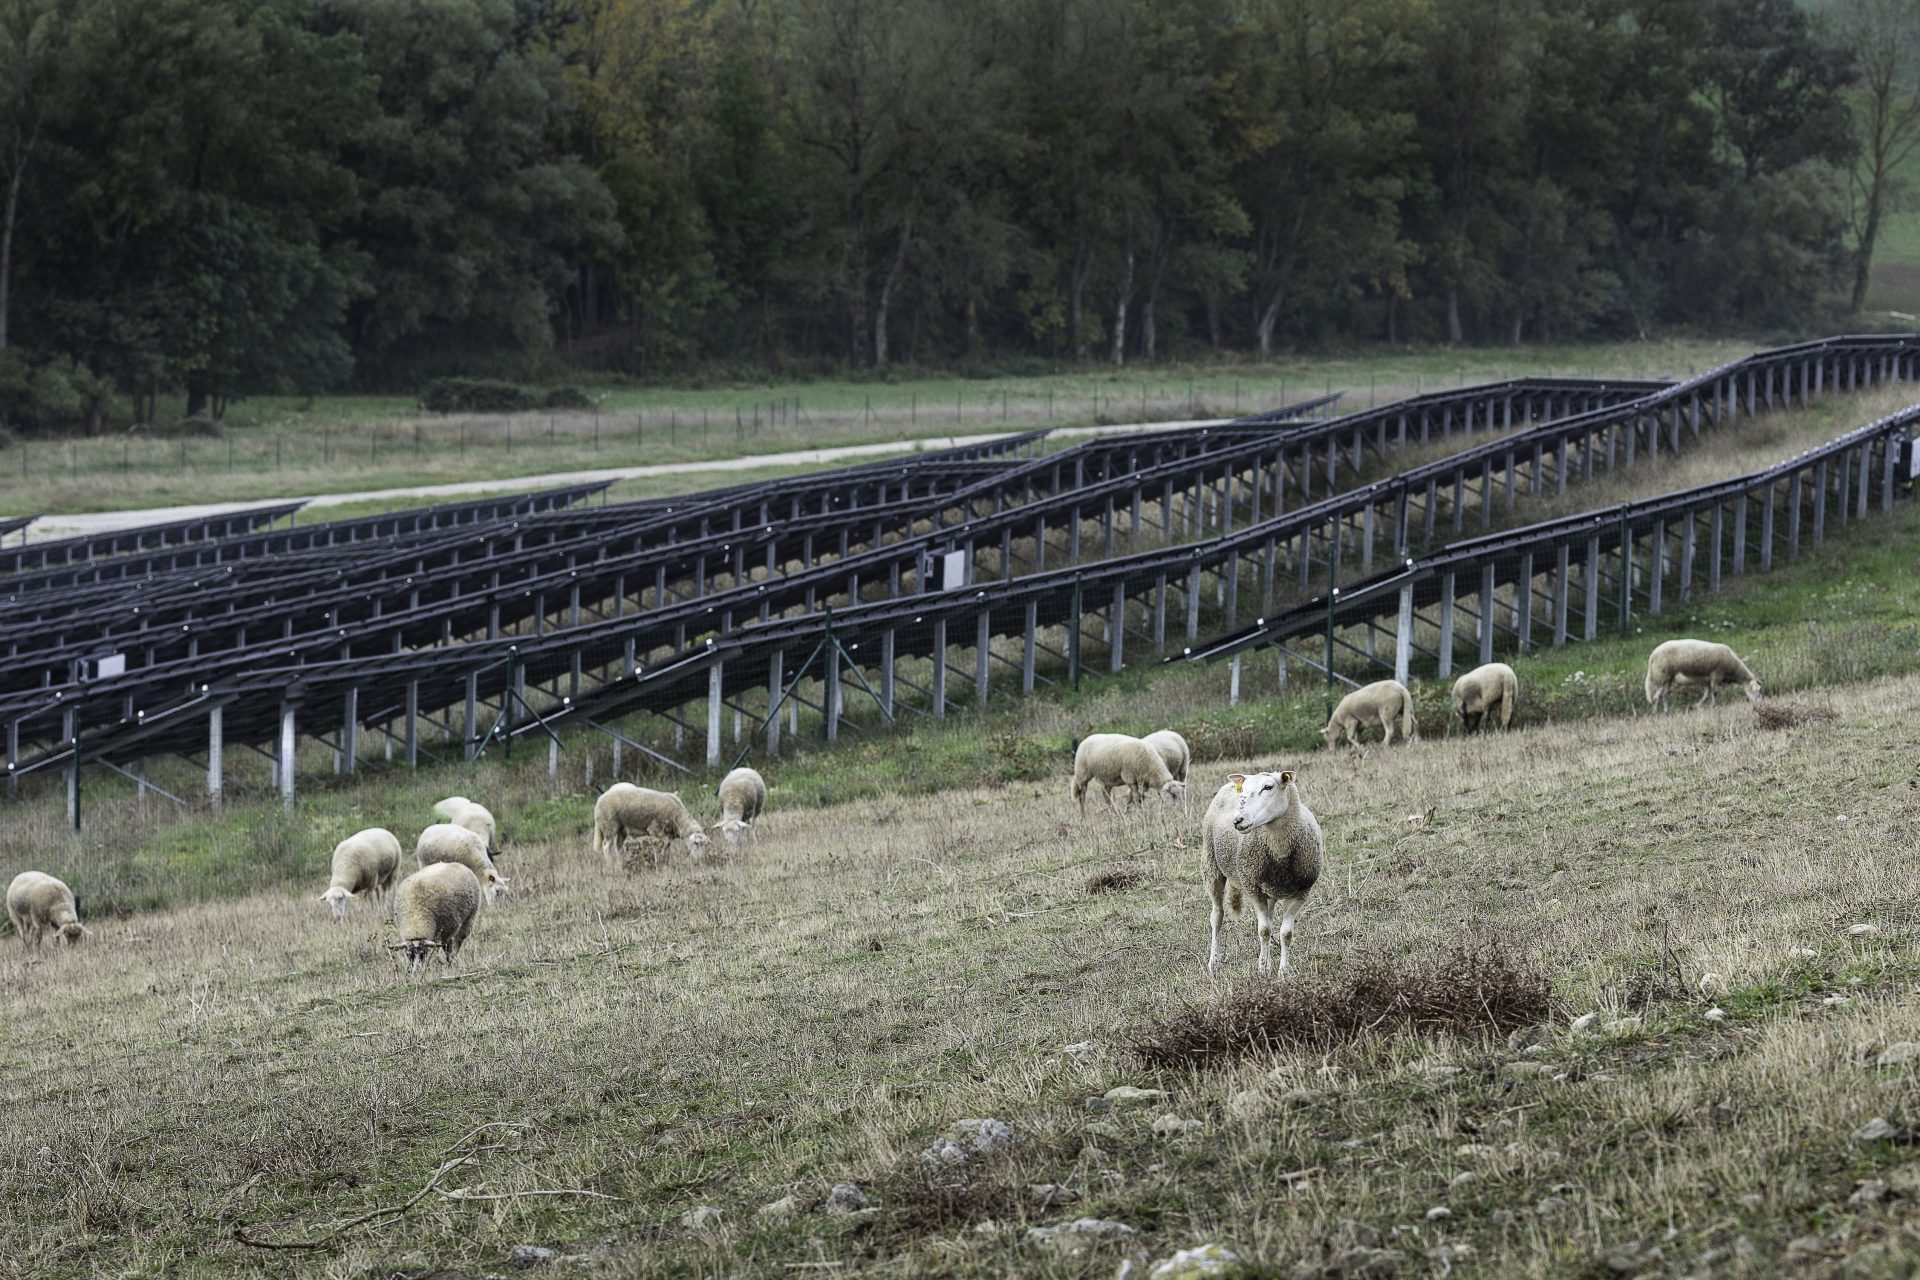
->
1753, 701, 1837, 732
1128, 943, 1549, 1068
1085, 866, 1150, 894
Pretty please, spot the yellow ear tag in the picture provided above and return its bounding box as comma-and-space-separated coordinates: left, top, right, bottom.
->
1233, 779, 1244, 793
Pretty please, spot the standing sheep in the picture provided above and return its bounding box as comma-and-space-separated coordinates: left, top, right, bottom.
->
1645, 639, 1764, 711
1142, 730, 1191, 782
1322, 679, 1419, 749
593, 783, 712, 864
318, 828, 404, 920
1071, 733, 1188, 815
1201, 770, 1324, 977
712, 767, 767, 846
392, 862, 482, 973
1452, 662, 1518, 733
432, 796, 497, 853
6, 871, 85, 949
415, 824, 509, 904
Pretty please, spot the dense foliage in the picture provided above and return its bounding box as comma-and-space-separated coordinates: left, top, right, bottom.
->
0, 0, 1875, 426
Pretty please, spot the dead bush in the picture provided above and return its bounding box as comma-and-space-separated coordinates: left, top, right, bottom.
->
1753, 701, 1837, 732
1128, 943, 1550, 1068
1085, 866, 1150, 894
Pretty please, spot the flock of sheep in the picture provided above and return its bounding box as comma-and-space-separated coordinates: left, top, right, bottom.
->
6, 638, 1762, 979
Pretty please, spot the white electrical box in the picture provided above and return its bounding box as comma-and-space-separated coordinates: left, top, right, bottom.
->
94, 653, 126, 679
941, 549, 969, 590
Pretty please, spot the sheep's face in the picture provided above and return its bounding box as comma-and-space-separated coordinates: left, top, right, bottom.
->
717, 818, 752, 846
319, 887, 352, 920
1162, 780, 1187, 806
1744, 678, 1764, 702
1228, 771, 1295, 831
687, 829, 712, 852
55, 921, 85, 945
483, 872, 510, 904
1319, 723, 1339, 748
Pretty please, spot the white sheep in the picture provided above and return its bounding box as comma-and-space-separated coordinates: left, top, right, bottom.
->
6, 871, 85, 949
1322, 679, 1419, 748
1142, 729, 1191, 782
593, 783, 712, 864
1451, 662, 1518, 733
1071, 733, 1187, 814
1201, 769, 1324, 977
1645, 639, 1763, 711
392, 862, 482, 973
415, 823, 509, 904
712, 767, 767, 846
432, 796, 497, 852
318, 828, 403, 920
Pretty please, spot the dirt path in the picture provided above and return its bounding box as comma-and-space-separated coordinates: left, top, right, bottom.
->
18, 418, 1229, 540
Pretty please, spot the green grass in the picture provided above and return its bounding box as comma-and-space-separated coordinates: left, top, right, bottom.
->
0, 339, 1750, 517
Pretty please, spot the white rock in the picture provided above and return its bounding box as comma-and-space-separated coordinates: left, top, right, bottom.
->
1848, 923, 1881, 937
679, 1205, 723, 1230
1424, 1206, 1452, 1221
1699, 972, 1725, 995
1105, 1086, 1173, 1109
1063, 1041, 1099, 1059
757, 1194, 801, 1218
821, 1183, 870, 1215
1026, 1218, 1138, 1253
1602, 1017, 1642, 1036
1703, 1006, 1727, 1022
1152, 1113, 1205, 1138
1878, 1042, 1920, 1068
1854, 1117, 1898, 1143
921, 1118, 1018, 1166
1570, 1013, 1598, 1032
1148, 1243, 1242, 1278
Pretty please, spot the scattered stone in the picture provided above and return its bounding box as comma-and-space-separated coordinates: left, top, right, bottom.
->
1152, 1113, 1205, 1138
1569, 1012, 1598, 1032
1501, 1061, 1549, 1079
1454, 1143, 1497, 1158
1534, 1196, 1569, 1217
1602, 1016, 1642, 1036
1323, 1246, 1405, 1277
821, 1183, 870, 1215
921, 1118, 1018, 1166
1106, 1086, 1174, 1109
1785, 1235, 1828, 1259
1852, 1116, 1916, 1144
1506, 1023, 1553, 1052
1878, 1042, 1920, 1068
1698, 972, 1726, 996
1424, 1206, 1452, 1222
1148, 1243, 1243, 1278
1850, 1179, 1892, 1206
1085, 1120, 1126, 1141
1025, 1217, 1138, 1253
1449, 1172, 1478, 1188
1028, 1183, 1080, 1209
1063, 1040, 1099, 1059
1795, 947, 1820, 958
1823, 995, 1852, 1007
1848, 923, 1881, 938
1595, 1241, 1663, 1274
1488, 1210, 1516, 1227
679, 1205, 723, 1230
1703, 1007, 1727, 1023
1085, 1095, 1115, 1114
509, 1245, 557, 1268
757, 1194, 801, 1218
1277, 1087, 1320, 1105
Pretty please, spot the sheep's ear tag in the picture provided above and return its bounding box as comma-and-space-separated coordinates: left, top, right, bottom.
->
1280, 771, 1295, 786
1229, 774, 1245, 792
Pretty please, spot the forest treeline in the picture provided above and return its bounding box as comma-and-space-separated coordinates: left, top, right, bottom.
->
0, 0, 1902, 427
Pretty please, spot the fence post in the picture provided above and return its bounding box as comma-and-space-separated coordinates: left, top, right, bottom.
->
1069, 575, 1083, 691
1324, 587, 1340, 718
207, 703, 224, 804
712, 658, 729, 760
278, 696, 298, 809
1394, 577, 1414, 685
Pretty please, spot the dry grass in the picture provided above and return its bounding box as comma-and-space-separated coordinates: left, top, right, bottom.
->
1129, 943, 1550, 1067
6, 674, 1920, 1276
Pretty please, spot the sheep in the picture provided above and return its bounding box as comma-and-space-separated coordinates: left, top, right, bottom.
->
1452, 662, 1518, 733
432, 796, 497, 853
1645, 639, 1763, 711
712, 766, 767, 846
414, 823, 509, 904
1071, 733, 1188, 815
6, 871, 85, 949
593, 783, 712, 864
1321, 679, 1418, 749
1201, 769, 1324, 977
392, 862, 482, 973
318, 828, 404, 920
1142, 729, 1191, 782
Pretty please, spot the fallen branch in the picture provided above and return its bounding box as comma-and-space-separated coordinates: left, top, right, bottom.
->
440, 1186, 624, 1202
231, 1156, 471, 1252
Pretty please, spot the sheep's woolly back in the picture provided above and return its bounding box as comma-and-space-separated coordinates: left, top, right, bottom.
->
1142, 730, 1191, 782
7, 871, 83, 944
393, 862, 481, 967
1201, 778, 1324, 909
414, 824, 505, 898
1452, 663, 1518, 727
430, 796, 470, 823
1326, 680, 1417, 741
717, 767, 767, 823
1074, 734, 1174, 789
444, 801, 496, 849
1646, 639, 1762, 704
594, 784, 709, 857
328, 828, 402, 896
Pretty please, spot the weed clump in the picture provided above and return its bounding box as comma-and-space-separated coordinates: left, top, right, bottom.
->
1753, 701, 1837, 731
1085, 866, 1150, 894
1129, 943, 1549, 1067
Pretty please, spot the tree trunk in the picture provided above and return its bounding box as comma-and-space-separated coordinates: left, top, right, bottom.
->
1852, 174, 1886, 315
185, 371, 210, 419
1066, 227, 1091, 358
1255, 285, 1285, 357
1446, 283, 1464, 345
872, 212, 913, 368
0, 124, 32, 354
1141, 293, 1156, 361
1110, 245, 1134, 367
965, 292, 980, 358
1385, 291, 1398, 345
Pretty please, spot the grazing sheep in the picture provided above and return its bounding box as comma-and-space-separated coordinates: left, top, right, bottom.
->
593, 783, 712, 864
432, 796, 497, 852
1645, 639, 1764, 711
713, 766, 767, 846
1321, 679, 1418, 749
392, 862, 482, 973
6, 871, 84, 949
1142, 729, 1191, 782
1452, 662, 1518, 733
1071, 733, 1188, 815
414, 823, 509, 904
318, 828, 404, 920
1201, 770, 1324, 977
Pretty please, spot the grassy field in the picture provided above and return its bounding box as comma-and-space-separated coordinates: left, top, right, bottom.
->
0, 339, 1749, 517
6, 670, 1920, 1279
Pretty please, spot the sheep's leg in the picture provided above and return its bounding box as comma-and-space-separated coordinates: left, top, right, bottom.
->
1252, 896, 1277, 976
1100, 781, 1117, 810
1379, 712, 1395, 746
1207, 872, 1228, 976
1275, 899, 1300, 974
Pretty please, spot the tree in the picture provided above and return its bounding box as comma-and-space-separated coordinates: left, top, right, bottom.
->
0, 0, 81, 355
1836, 0, 1920, 314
